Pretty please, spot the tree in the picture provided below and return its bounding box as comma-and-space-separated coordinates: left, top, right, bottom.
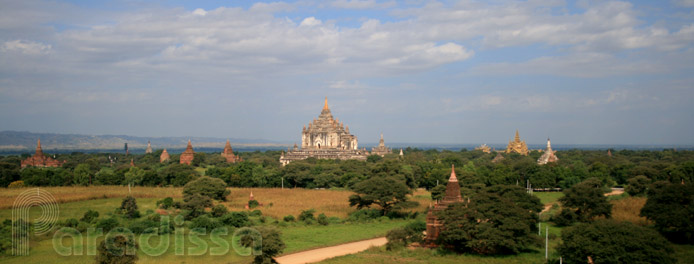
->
625, 175, 650, 196
95, 227, 138, 264
124, 167, 144, 186
640, 182, 694, 243
241, 227, 285, 264
437, 191, 540, 255
119, 196, 140, 219
73, 164, 92, 186
183, 176, 230, 202
182, 194, 213, 220
556, 178, 611, 224
430, 184, 446, 201
348, 176, 414, 214
558, 220, 675, 264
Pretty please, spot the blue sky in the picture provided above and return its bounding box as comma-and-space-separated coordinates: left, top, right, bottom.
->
1, 0, 693, 145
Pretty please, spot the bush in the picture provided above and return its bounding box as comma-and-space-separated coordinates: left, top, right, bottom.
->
119, 196, 140, 219
558, 178, 612, 223
183, 194, 212, 220
241, 226, 285, 264
317, 213, 329, 226
156, 197, 174, 209
385, 221, 425, 251
127, 219, 159, 234
95, 227, 138, 264
183, 176, 230, 201
298, 209, 315, 222
96, 217, 119, 232
249, 210, 262, 217
347, 209, 382, 222
283, 215, 295, 222
626, 175, 650, 196
190, 215, 221, 230
211, 204, 228, 218
220, 212, 250, 228
552, 208, 579, 226
248, 199, 259, 209
8, 180, 24, 188
558, 220, 675, 264
81, 209, 100, 223
64, 218, 79, 228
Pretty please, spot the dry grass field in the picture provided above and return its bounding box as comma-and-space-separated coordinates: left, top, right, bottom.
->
0, 186, 182, 209
0, 186, 433, 220
610, 196, 650, 226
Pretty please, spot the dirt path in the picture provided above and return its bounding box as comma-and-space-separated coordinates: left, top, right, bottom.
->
275, 237, 387, 264
605, 188, 624, 196
540, 203, 554, 214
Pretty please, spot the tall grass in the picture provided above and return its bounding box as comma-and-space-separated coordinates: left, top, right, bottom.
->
610, 196, 650, 226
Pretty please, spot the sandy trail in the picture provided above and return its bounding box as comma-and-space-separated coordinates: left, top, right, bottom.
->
276, 237, 387, 264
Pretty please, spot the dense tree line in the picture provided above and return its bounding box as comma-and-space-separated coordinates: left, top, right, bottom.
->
1, 148, 693, 190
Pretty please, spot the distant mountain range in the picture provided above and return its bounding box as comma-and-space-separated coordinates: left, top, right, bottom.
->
0, 131, 286, 153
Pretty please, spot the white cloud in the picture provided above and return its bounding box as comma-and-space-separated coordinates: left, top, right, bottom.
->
192, 8, 207, 16
300, 17, 322, 26
331, 0, 395, 9
2, 40, 51, 55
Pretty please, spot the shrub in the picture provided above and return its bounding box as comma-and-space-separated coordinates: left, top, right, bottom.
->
558, 220, 675, 264
8, 180, 24, 188
156, 197, 174, 209
249, 210, 262, 217
64, 218, 79, 228
95, 227, 138, 264
626, 175, 650, 196
248, 199, 259, 209
220, 212, 250, 228
283, 215, 295, 222
96, 217, 119, 232
119, 196, 140, 219
298, 209, 315, 222
183, 176, 230, 201
386, 227, 410, 250
317, 213, 329, 226
190, 215, 221, 230
347, 209, 381, 222
241, 226, 285, 264
182, 194, 212, 220
211, 204, 228, 218
558, 178, 612, 223
81, 209, 99, 223
127, 219, 159, 234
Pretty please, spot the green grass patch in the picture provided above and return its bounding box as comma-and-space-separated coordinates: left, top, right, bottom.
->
280, 219, 410, 254
533, 192, 563, 205
0, 198, 160, 222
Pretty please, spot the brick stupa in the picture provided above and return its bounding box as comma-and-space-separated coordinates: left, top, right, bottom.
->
221, 140, 242, 163
21, 139, 65, 168
160, 149, 170, 163
424, 164, 464, 247
179, 140, 195, 165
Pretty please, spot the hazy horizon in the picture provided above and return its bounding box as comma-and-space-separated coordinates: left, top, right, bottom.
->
1, 1, 693, 145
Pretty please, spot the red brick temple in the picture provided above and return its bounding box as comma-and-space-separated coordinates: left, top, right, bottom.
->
179, 140, 195, 165
160, 149, 170, 163
424, 164, 463, 247
221, 140, 242, 163
20, 139, 65, 168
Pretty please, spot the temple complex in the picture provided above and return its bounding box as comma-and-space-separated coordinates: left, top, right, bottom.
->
280, 97, 369, 166
371, 133, 392, 157
145, 141, 152, 154
537, 138, 559, 165
221, 140, 242, 163
20, 139, 65, 168
474, 144, 491, 153
179, 140, 195, 165
160, 149, 170, 163
424, 164, 464, 247
506, 130, 529, 156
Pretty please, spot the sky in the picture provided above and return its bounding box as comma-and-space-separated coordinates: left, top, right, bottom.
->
1, 0, 693, 145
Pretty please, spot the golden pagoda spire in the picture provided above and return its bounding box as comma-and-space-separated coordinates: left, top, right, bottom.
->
323, 96, 329, 110
448, 164, 458, 182
515, 130, 520, 142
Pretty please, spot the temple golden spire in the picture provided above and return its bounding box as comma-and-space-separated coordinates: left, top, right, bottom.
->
323, 96, 329, 110
515, 129, 520, 142
448, 164, 458, 182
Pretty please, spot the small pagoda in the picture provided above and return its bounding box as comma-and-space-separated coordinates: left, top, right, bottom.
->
160, 149, 170, 163
20, 139, 65, 168
371, 133, 392, 157
424, 164, 464, 247
179, 140, 195, 165
537, 138, 559, 165
221, 140, 242, 163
